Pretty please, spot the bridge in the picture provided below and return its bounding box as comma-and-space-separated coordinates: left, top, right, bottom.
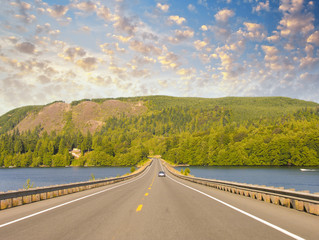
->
0, 159, 318, 239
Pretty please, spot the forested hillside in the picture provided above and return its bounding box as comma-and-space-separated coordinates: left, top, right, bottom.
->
0, 96, 319, 167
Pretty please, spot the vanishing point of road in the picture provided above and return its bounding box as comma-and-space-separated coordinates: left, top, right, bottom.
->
0, 159, 318, 240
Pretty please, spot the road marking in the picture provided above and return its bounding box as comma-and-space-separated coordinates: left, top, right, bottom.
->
136, 204, 143, 212
145, 193, 149, 196
166, 174, 305, 240
148, 187, 151, 189
0, 162, 152, 229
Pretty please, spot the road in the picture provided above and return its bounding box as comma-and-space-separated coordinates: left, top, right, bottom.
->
0, 159, 318, 240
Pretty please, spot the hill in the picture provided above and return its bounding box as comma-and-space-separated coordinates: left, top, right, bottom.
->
0, 96, 319, 168
0, 96, 317, 135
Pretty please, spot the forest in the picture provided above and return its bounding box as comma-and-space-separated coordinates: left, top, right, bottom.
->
0, 96, 319, 167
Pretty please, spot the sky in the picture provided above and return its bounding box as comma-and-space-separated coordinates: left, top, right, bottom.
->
1, 0, 319, 115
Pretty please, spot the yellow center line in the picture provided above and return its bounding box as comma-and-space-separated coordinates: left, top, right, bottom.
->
136, 204, 143, 212
145, 193, 149, 196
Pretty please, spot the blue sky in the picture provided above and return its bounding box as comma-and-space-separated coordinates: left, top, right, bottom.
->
0, 0, 319, 115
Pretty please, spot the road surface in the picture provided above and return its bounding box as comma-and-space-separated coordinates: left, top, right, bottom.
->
0, 159, 318, 239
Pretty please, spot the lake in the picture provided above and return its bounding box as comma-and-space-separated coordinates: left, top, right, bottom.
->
0, 167, 131, 192
1, 166, 319, 194
175, 166, 319, 193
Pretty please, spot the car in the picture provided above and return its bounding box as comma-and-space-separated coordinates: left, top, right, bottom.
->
158, 171, 166, 177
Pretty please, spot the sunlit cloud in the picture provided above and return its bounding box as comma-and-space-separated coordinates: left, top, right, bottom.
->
157, 3, 169, 12
0, 0, 319, 115
168, 15, 186, 25
214, 9, 235, 23
47, 5, 69, 18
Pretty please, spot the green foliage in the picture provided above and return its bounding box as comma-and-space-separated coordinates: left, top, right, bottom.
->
180, 168, 190, 175
90, 173, 95, 181
23, 179, 35, 189
0, 105, 43, 134
130, 166, 136, 173
0, 96, 319, 168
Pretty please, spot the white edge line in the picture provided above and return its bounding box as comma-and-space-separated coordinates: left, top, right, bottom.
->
0, 164, 152, 229
161, 161, 305, 240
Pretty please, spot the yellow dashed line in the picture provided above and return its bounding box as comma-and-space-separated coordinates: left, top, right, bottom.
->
136, 204, 143, 212
145, 193, 149, 196
148, 187, 151, 189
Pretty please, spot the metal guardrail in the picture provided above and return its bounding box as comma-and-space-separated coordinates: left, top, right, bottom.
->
162, 160, 319, 216
0, 160, 153, 210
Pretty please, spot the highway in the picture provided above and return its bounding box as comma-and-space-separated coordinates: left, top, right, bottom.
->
0, 159, 318, 240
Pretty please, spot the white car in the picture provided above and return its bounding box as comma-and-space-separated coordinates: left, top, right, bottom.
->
158, 171, 166, 177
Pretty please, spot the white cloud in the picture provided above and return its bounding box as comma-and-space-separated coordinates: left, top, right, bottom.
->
97, 6, 112, 21
253, 0, 270, 12
169, 29, 194, 43
194, 40, 208, 50
168, 15, 186, 25
262, 45, 279, 62
278, 0, 314, 38
188, 4, 196, 12
214, 9, 235, 23
74, 1, 97, 12
200, 25, 208, 31
307, 31, 319, 46
157, 3, 169, 12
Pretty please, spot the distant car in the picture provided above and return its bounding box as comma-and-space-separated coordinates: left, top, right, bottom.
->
158, 171, 166, 177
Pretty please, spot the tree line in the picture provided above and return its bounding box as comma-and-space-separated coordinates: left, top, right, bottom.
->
0, 105, 319, 167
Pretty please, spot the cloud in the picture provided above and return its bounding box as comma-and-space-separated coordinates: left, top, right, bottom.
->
253, 0, 270, 12
76, 57, 98, 71
177, 68, 196, 80
200, 25, 208, 31
36, 23, 51, 34
88, 75, 112, 86
47, 5, 69, 18
130, 40, 162, 55
168, 15, 186, 25
194, 40, 208, 51
169, 29, 194, 43
307, 31, 319, 46
74, 1, 97, 12
156, 3, 169, 12
267, 31, 280, 42
97, 6, 112, 21
80, 26, 91, 33
214, 9, 235, 23
131, 56, 156, 66
242, 22, 267, 41
38, 75, 51, 84
62, 47, 86, 61
278, 0, 314, 39
11, 0, 36, 23
188, 4, 196, 12
100, 42, 125, 56
16, 42, 36, 54
279, 0, 303, 13
262, 45, 279, 62
8, 36, 18, 44
158, 52, 180, 69
112, 34, 132, 43
113, 15, 137, 36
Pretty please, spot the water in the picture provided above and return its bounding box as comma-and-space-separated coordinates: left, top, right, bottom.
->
176, 166, 319, 193
0, 167, 131, 192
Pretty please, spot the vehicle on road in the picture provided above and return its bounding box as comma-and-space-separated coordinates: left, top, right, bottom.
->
158, 171, 166, 177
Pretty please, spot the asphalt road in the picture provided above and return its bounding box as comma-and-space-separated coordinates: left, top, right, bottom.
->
0, 159, 318, 240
